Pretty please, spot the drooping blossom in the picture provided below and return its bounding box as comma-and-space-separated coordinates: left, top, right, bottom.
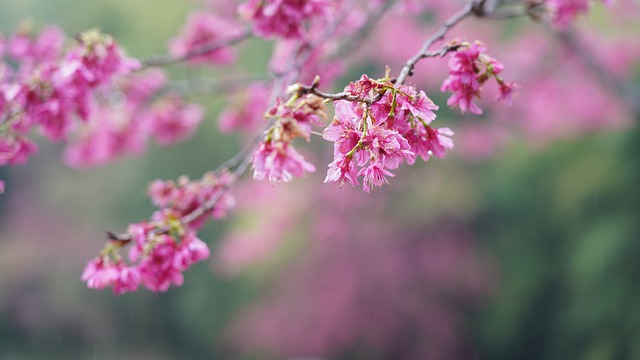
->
251, 94, 326, 183
239, 0, 332, 39
169, 10, 241, 65
253, 141, 316, 182
82, 210, 213, 294
81, 257, 141, 294
135, 230, 210, 293
82, 167, 234, 294
81, 257, 120, 291
440, 42, 484, 115
440, 40, 515, 115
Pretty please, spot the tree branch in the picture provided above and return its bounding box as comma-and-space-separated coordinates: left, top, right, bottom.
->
140, 28, 252, 68
395, 1, 476, 85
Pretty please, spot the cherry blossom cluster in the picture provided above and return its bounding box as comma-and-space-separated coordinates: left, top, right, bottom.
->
323, 74, 453, 192
252, 91, 327, 182
64, 70, 204, 167
239, 0, 333, 39
441, 40, 516, 115
0, 27, 138, 166
0, 25, 209, 169
82, 171, 234, 293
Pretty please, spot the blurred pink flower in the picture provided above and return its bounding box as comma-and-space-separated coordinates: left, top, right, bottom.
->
170, 10, 240, 65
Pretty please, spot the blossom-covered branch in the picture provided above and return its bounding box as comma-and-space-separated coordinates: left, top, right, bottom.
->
74, 0, 631, 295
77, 0, 523, 294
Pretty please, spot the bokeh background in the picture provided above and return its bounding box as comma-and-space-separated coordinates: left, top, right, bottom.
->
1, 0, 640, 359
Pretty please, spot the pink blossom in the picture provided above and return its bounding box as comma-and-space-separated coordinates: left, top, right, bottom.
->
134, 230, 210, 293
8, 25, 65, 69
325, 156, 359, 187
81, 257, 120, 290
496, 80, 517, 106
547, 0, 591, 30
440, 42, 484, 115
146, 174, 235, 230
138, 237, 186, 293
239, 0, 332, 39
145, 97, 203, 146
174, 231, 211, 270
63, 106, 148, 167
81, 256, 142, 295
252, 141, 316, 182
117, 69, 167, 108
359, 125, 413, 170
323, 76, 452, 191
147, 180, 176, 209
426, 127, 455, 159
441, 41, 514, 115
169, 11, 240, 65
322, 102, 362, 156
358, 163, 394, 193
0, 135, 38, 165
218, 84, 271, 134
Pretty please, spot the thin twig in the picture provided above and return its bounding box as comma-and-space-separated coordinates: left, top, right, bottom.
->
140, 28, 252, 68
395, 1, 476, 85
162, 74, 271, 98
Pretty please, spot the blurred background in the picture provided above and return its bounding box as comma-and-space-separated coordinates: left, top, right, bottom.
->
1, 0, 639, 359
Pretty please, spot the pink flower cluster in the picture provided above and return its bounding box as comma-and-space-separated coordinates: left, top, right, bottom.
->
324, 75, 453, 192
82, 172, 234, 293
169, 10, 241, 65
0, 27, 139, 166
63, 71, 203, 167
547, 0, 612, 30
239, 0, 332, 39
82, 223, 210, 294
441, 41, 516, 115
252, 94, 327, 182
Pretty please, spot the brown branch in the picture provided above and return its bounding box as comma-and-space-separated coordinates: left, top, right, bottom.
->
140, 28, 252, 68
161, 74, 271, 98
395, 1, 476, 85
106, 154, 251, 243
